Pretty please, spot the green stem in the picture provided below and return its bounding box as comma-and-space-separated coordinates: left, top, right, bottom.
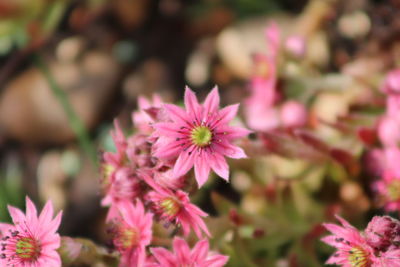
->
34, 54, 98, 166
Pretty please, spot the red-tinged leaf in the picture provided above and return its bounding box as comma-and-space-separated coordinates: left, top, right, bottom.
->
357, 127, 377, 146
329, 148, 360, 176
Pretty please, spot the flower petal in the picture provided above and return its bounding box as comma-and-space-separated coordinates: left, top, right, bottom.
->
203, 86, 220, 115
172, 151, 195, 178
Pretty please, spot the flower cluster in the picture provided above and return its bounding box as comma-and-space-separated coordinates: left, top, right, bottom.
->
100, 86, 248, 266
322, 215, 400, 266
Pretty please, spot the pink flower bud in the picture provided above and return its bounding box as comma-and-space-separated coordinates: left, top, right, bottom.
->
285, 35, 306, 58
377, 116, 400, 147
365, 216, 400, 251
381, 69, 400, 94
280, 101, 308, 128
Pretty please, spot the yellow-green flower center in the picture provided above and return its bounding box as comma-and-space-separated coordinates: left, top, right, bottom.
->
15, 237, 41, 260
348, 247, 370, 267
388, 180, 400, 201
191, 126, 212, 147
116, 227, 139, 250
160, 197, 181, 216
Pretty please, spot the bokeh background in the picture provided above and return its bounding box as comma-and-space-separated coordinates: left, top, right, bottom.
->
0, 0, 399, 266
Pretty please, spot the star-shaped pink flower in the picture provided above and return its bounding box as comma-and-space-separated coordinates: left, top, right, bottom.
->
153, 86, 250, 187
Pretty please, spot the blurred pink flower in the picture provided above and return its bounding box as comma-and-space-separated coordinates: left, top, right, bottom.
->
285, 35, 306, 58
153, 86, 250, 187
279, 100, 308, 128
377, 116, 400, 147
108, 200, 153, 267
381, 69, 400, 95
147, 237, 228, 267
386, 95, 400, 118
101, 167, 142, 221
132, 94, 164, 134
374, 171, 400, 212
322, 215, 378, 267
143, 172, 210, 238
365, 216, 400, 252
101, 119, 128, 190
0, 197, 63, 267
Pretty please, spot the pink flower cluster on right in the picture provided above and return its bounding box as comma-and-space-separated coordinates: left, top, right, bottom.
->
372, 69, 400, 213
322, 215, 400, 266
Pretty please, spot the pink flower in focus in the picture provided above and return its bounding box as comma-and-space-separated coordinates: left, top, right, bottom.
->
0, 197, 63, 267
381, 69, 400, 95
365, 216, 400, 252
147, 237, 228, 267
279, 100, 308, 128
153, 86, 250, 187
321, 215, 378, 267
374, 171, 400, 212
108, 200, 153, 267
143, 172, 210, 238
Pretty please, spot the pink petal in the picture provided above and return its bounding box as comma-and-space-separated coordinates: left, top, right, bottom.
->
217, 126, 251, 140
209, 154, 229, 181
154, 123, 182, 137
39, 200, 54, 225
25, 196, 38, 225
172, 152, 195, 178
184, 86, 201, 119
150, 247, 175, 267
213, 142, 247, 159
164, 104, 189, 124
153, 138, 183, 158
203, 86, 220, 115
204, 255, 230, 267
215, 104, 239, 126
191, 239, 209, 262
7, 206, 25, 225
194, 154, 211, 187
173, 238, 191, 263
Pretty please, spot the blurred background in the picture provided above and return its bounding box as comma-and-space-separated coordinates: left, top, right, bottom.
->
0, 0, 399, 266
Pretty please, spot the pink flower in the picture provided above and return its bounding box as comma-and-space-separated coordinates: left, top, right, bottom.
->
381, 69, 400, 95
374, 171, 400, 212
108, 200, 153, 267
285, 35, 306, 58
101, 120, 128, 190
0, 196, 63, 267
143, 172, 210, 238
386, 95, 400, 118
365, 216, 400, 252
279, 100, 308, 128
321, 215, 378, 266
148, 237, 228, 267
377, 116, 400, 147
378, 249, 400, 266
153, 86, 250, 187
101, 167, 142, 221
